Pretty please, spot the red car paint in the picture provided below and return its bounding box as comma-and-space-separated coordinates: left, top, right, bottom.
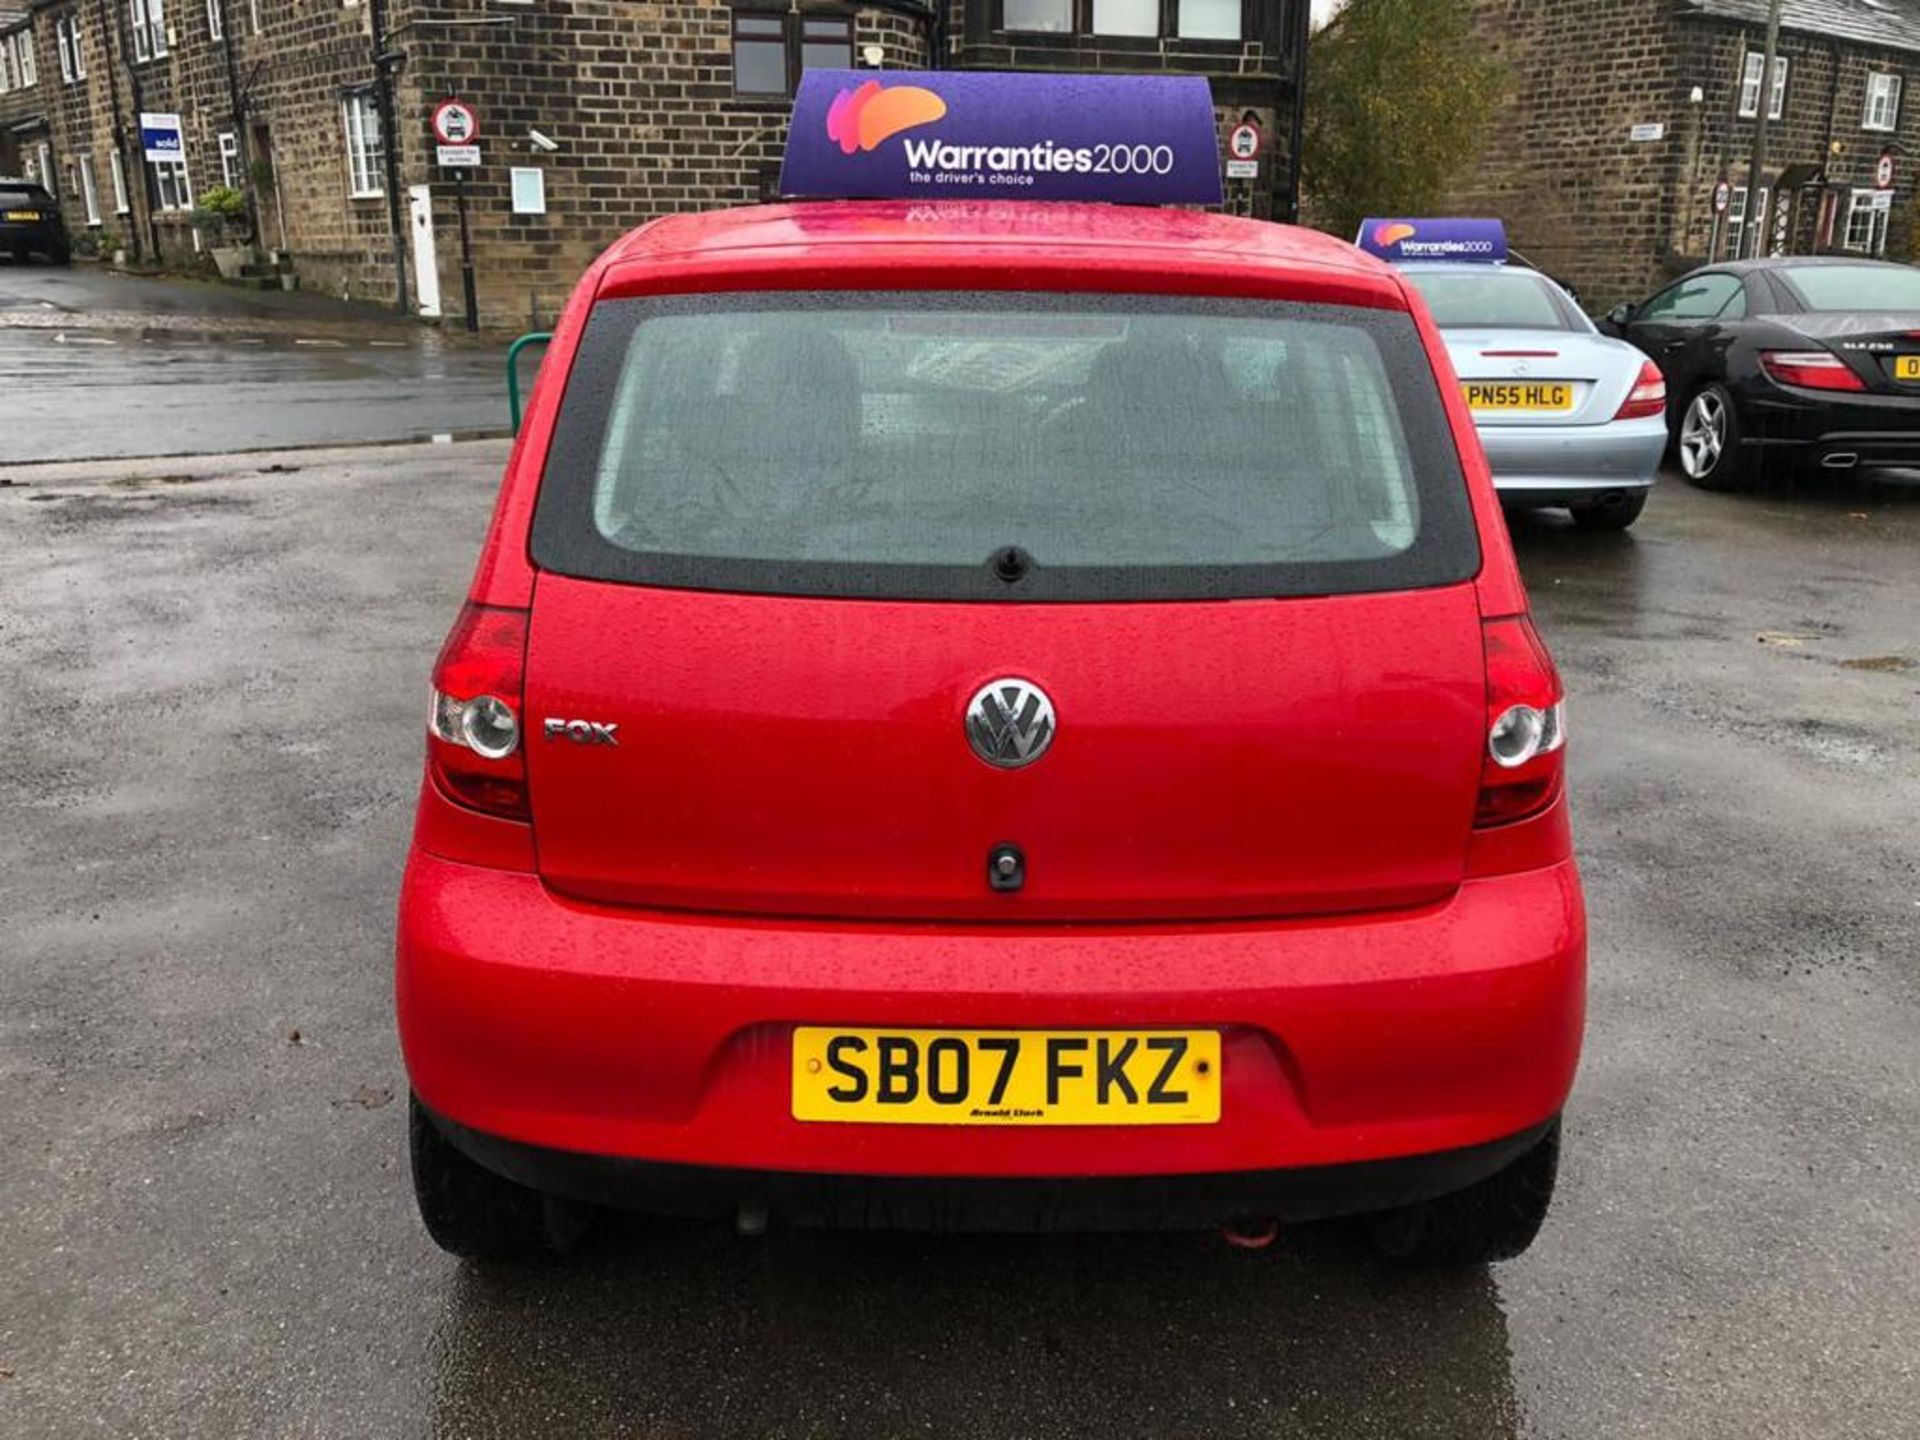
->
397, 201, 1583, 1196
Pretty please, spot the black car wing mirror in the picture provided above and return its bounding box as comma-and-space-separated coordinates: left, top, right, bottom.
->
1604, 302, 1635, 332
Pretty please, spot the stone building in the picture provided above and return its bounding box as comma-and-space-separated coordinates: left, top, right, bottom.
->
1, 0, 1300, 327
1444, 0, 1920, 307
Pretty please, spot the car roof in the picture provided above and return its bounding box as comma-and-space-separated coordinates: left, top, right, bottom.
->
595, 200, 1408, 308
1695, 255, 1907, 274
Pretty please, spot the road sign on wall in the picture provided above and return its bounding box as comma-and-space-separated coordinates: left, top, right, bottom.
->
1876, 151, 1896, 190
432, 99, 481, 147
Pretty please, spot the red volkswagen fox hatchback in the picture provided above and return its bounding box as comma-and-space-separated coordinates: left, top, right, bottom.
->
397, 201, 1585, 1266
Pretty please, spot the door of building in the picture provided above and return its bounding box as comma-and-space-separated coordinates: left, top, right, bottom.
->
408, 185, 442, 319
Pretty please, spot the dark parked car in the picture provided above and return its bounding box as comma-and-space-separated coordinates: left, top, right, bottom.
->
0, 179, 70, 265
1602, 257, 1920, 489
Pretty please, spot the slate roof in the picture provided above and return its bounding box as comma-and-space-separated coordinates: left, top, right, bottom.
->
1683, 0, 1920, 56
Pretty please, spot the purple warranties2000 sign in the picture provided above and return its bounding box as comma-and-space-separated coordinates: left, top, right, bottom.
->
779, 70, 1225, 207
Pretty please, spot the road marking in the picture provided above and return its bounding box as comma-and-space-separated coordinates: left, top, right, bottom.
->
369, 340, 407, 348
293, 338, 346, 348
431, 433, 454, 444
52, 332, 116, 346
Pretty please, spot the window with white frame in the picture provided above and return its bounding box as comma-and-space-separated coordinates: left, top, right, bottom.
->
206, 0, 222, 41
1863, 72, 1901, 132
0, 33, 14, 91
1844, 188, 1891, 254
1725, 184, 1772, 259
14, 26, 37, 84
341, 91, 385, 197
56, 13, 85, 82
218, 131, 239, 186
128, 0, 166, 60
110, 148, 130, 213
1738, 51, 1787, 119
250, 0, 260, 33
36, 142, 56, 197
151, 156, 192, 211
78, 154, 101, 224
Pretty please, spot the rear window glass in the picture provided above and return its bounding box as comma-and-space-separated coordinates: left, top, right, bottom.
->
0, 187, 52, 208
1403, 269, 1587, 332
531, 293, 1479, 602
1776, 264, 1920, 311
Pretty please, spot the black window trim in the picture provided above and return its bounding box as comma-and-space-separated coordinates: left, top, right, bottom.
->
994, 0, 1251, 44
528, 290, 1482, 605
731, 4, 854, 99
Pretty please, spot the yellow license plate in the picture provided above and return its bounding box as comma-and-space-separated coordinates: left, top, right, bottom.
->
3, 210, 41, 222
791, 1027, 1221, 1126
1895, 356, 1920, 381
1464, 381, 1574, 412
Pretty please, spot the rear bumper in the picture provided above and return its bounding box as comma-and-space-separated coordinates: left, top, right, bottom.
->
0, 221, 65, 255
397, 844, 1586, 1195
1743, 383, 1920, 469
427, 1103, 1557, 1231
1477, 416, 1665, 504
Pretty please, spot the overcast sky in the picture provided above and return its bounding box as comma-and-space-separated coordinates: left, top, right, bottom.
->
1313, 0, 1343, 23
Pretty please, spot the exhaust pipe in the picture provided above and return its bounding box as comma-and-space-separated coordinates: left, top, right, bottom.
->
1821, 453, 1859, 470
1221, 1217, 1279, 1250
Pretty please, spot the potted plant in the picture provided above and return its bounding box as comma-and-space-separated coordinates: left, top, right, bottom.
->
192, 184, 255, 279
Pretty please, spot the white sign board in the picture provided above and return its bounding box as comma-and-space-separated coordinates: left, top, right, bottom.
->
510, 167, 547, 215
1872, 189, 1894, 211
437, 145, 482, 169
139, 112, 185, 164
1629, 122, 1666, 143
1225, 159, 1259, 180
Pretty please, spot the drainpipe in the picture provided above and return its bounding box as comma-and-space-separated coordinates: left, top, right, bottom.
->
110, 0, 160, 262
369, 0, 409, 313
1741, 0, 1784, 257
1285, 0, 1311, 223
97, 0, 139, 261
214, 0, 255, 244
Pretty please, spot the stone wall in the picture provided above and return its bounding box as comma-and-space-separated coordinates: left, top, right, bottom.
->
1447, 0, 1920, 308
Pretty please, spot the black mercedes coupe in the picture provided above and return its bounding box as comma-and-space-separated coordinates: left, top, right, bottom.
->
1602, 257, 1920, 489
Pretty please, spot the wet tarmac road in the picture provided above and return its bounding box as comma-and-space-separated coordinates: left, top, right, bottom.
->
1, 263, 511, 460
1, 448, 1916, 1438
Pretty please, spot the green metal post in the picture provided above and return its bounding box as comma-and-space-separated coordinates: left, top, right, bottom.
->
506, 331, 553, 436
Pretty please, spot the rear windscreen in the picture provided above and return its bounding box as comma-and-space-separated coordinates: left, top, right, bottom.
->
1404, 270, 1587, 332
531, 293, 1479, 601
1777, 264, 1920, 311
0, 187, 51, 208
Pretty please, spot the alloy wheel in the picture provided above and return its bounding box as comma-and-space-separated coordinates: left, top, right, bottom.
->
1679, 391, 1726, 480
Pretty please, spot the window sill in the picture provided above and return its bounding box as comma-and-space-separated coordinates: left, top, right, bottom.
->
348, 191, 387, 201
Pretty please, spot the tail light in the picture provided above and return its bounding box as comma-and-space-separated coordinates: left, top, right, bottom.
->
1613, 359, 1667, 420
1760, 350, 1866, 392
427, 603, 530, 820
1477, 615, 1566, 828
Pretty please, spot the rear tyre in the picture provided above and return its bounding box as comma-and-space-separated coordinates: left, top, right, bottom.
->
1677, 384, 1749, 491
1364, 1119, 1560, 1266
1571, 490, 1648, 530
409, 1095, 593, 1260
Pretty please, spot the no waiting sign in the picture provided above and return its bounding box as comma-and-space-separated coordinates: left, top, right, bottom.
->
432, 98, 480, 147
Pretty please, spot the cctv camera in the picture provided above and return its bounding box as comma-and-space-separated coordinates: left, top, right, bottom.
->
527, 129, 559, 153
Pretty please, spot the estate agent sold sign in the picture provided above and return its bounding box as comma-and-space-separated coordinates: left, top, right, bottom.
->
780, 70, 1224, 206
